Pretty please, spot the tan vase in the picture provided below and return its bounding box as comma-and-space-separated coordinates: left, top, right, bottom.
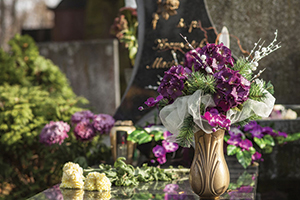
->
189, 129, 230, 199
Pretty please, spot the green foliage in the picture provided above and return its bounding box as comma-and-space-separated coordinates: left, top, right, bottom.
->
0, 34, 101, 200
84, 157, 181, 187
227, 145, 256, 168
127, 128, 164, 145
232, 57, 253, 80
177, 115, 195, 147
185, 72, 216, 95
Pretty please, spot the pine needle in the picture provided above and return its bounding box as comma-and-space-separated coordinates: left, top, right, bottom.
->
177, 115, 195, 147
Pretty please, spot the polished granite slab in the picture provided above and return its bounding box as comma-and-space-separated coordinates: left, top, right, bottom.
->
28, 157, 258, 200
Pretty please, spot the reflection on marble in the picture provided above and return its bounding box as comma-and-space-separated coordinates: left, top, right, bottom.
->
28, 166, 258, 200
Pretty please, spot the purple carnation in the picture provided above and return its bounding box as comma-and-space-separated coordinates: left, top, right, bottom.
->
39, 121, 70, 146
92, 114, 115, 134
71, 110, 94, 124
74, 119, 95, 141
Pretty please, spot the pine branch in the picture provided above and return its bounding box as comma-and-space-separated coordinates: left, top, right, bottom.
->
177, 115, 195, 147
249, 81, 267, 101
185, 72, 216, 95
232, 58, 253, 80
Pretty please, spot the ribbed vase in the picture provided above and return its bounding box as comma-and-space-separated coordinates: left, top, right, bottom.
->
189, 129, 230, 199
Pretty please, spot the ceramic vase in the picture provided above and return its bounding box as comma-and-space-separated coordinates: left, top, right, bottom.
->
189, 129, 230, 199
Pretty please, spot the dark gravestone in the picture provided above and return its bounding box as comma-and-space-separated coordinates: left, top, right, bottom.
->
39, 39, 120, 116
114, 0, 216, 123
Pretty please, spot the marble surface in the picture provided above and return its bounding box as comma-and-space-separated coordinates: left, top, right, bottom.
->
28, 159, 258, 200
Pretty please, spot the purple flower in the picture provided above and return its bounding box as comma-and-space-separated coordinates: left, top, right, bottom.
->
74, 119, 95, 141
163, 184, 179, 193
227, 137, 242, 146
278, 131, 288, 138
243, 121, 258, 132
92, 114, 115, 134
249, 125, 264, 139
202, 109, 231, 130
213, 67, 250, 112
162, 140, 179, 153
261, 126, 277, 137
239, 139, 253, 151
152, 145, 166, 158
157, 155, 167, 164
39, 121, 70, 146
163, 131, 173, 138
71, 110, 94, 124
252, 151, 263, 162
144, 95, 163, 107
44, 185, 63, 200
238, 185, 253, 193
184, 43, 233, 72
158, 65, 190, 101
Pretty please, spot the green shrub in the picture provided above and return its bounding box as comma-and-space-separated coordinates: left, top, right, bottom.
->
0, 34, 110, 199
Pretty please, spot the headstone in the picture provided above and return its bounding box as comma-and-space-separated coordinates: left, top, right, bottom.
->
205, 0, 300, 105
39, 39, 120, 116
114, 0, 217, 123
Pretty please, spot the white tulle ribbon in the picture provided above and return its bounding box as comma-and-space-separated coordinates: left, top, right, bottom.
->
159, 89, 275, 144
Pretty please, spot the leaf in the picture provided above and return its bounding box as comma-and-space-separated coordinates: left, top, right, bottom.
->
254, 137, 266, 149
227, 145, 240, 156
127, 129, 152, 144
263, 134, 275, 146
283, 132, 300, 142
236, 150, 253, 169
151, 130, 164, 141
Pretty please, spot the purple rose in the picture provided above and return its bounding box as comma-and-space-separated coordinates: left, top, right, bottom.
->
39, 121, 70, 146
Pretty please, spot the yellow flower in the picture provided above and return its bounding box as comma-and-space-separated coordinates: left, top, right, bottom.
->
60, 162, 85, 189
84, 172, 111, 191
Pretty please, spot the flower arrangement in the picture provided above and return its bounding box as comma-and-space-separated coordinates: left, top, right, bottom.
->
110, 6, 138, 65
141, 31, 281, 148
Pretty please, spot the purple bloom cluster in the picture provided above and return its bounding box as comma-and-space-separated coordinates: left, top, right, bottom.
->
202, 108, 231, 131
157, 65, 191, 102
184, 43, 234, 72
213, 67, 250, 112
92, 114, 115, 134
71, 110, 94, 125
39, 121, 70, 146
74, 119, 96, 141
72, 111, 115, 141
152, 131, 179, 165
244, 121, 288, 139
226, 121, 288, 164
